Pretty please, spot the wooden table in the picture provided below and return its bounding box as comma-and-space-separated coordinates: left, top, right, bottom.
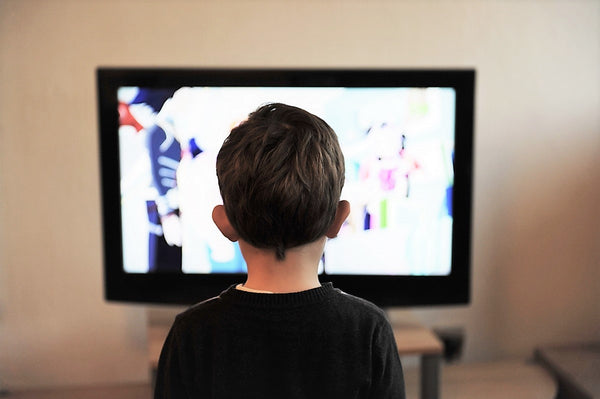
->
149, 322, 444, 399
393, 323, 444, 399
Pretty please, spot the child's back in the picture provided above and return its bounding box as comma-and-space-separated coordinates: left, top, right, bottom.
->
154, 103, 405, 399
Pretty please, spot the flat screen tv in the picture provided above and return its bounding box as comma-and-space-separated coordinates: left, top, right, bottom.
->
97, 68, 474, 307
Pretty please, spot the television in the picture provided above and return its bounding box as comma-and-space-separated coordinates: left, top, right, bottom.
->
97, 68, 475, 307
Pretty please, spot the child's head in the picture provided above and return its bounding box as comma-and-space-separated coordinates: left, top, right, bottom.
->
215, 103, 345, 260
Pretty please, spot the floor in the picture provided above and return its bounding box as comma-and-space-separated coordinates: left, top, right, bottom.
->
404, 360, 557, 399
1, 384, 152, 399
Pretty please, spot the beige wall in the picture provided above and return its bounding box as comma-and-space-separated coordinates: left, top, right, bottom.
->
1, 0, 599, 389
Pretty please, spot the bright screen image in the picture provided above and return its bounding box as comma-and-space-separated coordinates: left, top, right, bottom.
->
117, 86, 456, 276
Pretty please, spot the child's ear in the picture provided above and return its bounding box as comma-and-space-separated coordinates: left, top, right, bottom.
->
326, 200, 351, 239
212, 205, 240, 242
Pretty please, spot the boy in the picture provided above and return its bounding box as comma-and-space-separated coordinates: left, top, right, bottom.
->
154, 103, 405, 398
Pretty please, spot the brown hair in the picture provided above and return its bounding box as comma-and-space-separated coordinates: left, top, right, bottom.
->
216, 103, 345, 260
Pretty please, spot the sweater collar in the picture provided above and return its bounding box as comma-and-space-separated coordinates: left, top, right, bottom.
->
220, 282, 335, 308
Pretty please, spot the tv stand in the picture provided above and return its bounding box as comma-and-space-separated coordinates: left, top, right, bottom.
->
148, 320, 444, 399
391, 321, 444, 399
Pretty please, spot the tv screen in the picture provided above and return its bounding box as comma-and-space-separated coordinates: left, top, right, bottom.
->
97, 68, 474, 307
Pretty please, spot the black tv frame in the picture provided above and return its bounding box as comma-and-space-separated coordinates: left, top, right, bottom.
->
97, 67, 474, 307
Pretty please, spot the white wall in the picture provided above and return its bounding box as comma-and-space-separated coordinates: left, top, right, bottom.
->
1, 0, 598, 389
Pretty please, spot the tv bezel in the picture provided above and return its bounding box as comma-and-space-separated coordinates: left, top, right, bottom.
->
97, 67, 474, 307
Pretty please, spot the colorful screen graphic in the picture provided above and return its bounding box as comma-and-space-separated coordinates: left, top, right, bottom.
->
118, 86, 456, 276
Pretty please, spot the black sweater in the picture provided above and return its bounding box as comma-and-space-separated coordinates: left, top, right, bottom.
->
154, 283, 405, 399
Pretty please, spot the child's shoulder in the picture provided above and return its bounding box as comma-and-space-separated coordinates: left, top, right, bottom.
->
330, 287, 390, 322
171, 293, 227, 329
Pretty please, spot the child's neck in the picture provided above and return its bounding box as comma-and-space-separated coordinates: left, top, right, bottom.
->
239, 239, 324, 293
